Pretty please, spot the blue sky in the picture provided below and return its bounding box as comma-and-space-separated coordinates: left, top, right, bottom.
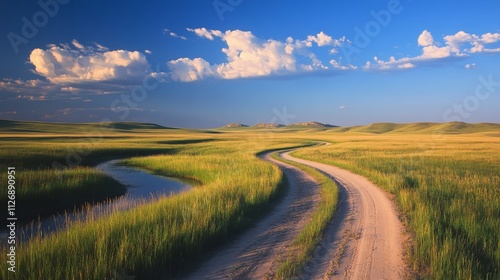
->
1, 0, 499, 128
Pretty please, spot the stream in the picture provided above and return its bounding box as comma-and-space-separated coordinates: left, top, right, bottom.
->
5, 159, 192, 243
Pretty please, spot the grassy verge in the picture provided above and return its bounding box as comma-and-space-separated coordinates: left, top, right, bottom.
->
270, 149, 339, 279
1, 167, 125, 223
293, 134, 499, 279
2, 125, 497, 279
0, 137, 177, 222
0, 139, 306, 279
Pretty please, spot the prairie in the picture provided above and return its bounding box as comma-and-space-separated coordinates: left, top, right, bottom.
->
0, 124, 309, 278
293, 133, 500, 279
0, 120, 498, 279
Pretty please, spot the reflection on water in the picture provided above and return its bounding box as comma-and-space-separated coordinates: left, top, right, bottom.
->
8, 159, 192, 242
96, 159, 191, 200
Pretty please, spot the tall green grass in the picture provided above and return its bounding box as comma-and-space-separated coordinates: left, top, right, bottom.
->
0, 137, 177, 222
2, 126, 497, 279
0, 139, 304, 279
294, 134, 499, 279
0, 168, 125, 223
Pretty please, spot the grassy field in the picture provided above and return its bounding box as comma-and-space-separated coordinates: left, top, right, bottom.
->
0, 125, 309, 278
1, 120, 498, 279
0, 135, 180, 223
293, 133, 500, 279
3, 168, 125, 222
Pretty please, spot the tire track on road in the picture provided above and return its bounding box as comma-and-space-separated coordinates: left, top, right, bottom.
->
281, 151, 406, 280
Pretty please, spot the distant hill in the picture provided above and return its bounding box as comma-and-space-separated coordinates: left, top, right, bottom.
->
223, 123, 249, 128
253, 123, 284, 128
2, 120, 498, 135
286, 121, 337, 128
331, 122, 500, 134
0, 120, 173, 134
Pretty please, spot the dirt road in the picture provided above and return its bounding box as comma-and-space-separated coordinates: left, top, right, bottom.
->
281, 151, 405, 280
184, 149, 405, 279
184, 151, 321, 279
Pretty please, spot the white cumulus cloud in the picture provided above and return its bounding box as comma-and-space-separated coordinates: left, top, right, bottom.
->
364, 30, 500, 71
330, 59, 357, 70
417, 30, 434, 47
167, 58, 214, 82
169, 28, 355, 82
29, 41, 150, 84
481, 32, 500, 43
307, 31, 334, 47
187, 27, 221, 40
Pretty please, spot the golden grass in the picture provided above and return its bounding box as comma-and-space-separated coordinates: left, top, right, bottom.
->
0, 126, 498, 279
294, 133, 500, 279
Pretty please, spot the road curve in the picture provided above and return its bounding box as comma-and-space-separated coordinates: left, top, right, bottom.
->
184, 151, 321, 280
281, 151, 405, 280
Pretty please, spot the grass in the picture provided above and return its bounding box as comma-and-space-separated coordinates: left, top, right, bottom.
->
270, 149, 339, 279
0, 120, 498, 279
0, 136, 184, 222
0, 119, 172, 133
325, 121, 500, 134
1, 168, 125, 223
0, 138, 307, 279
293, 133, 500, 279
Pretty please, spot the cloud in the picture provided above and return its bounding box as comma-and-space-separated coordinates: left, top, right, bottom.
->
29, 41, 151, 84
0, 78, 125, 100
168, 32, 187, 40
167, 58, 214, 82
95, 43, 109, 52
482, 32, 500, 43
144, 49, 152, 54
307, 32, 349, 54
339, 105, 348, 110
364, 30, 500, 71
169, 29, 355, 82
465, 63, 476, 69
0, 79, 57, 95
420, 45, 451, 59
364, 56, 416, 70
307, 31, 334, 47
0, 111, 17, 117
187, 27, 221, 40
444, 31, 475, 54
71, 39, 85, 50
330, 59, 357, 70
418, 30, 434, 47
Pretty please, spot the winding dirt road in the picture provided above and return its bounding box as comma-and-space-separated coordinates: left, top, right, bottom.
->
184, 148, 406, 279
282, 151, 405, 280
185, 151, 321, 279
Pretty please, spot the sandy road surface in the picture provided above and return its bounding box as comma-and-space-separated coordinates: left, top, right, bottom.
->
184, 151, 321, 280
281, 152, 405, 280
184, 148, 405, 280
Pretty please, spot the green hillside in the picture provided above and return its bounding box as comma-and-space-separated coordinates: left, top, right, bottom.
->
0, 120, 173, 134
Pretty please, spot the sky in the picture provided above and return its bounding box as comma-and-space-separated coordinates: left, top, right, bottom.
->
1, 0, 499, 128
